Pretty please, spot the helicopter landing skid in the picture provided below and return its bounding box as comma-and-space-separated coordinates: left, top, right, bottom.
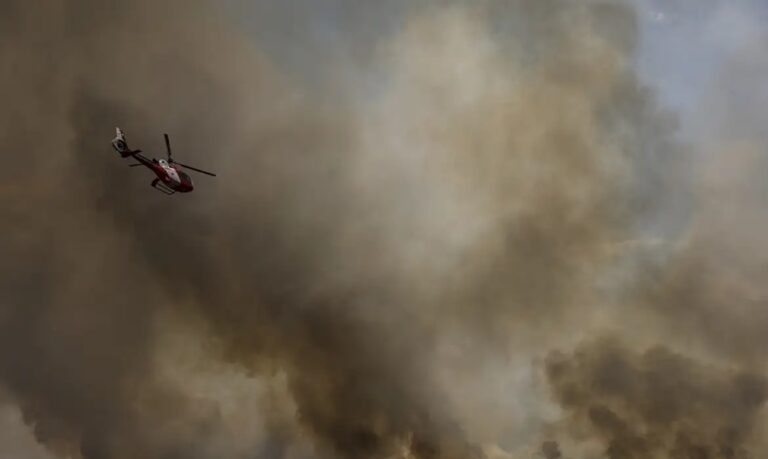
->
151, 179, 175, 195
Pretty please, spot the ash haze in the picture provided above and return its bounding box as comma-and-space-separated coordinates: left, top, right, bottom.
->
1, 1, 768, 458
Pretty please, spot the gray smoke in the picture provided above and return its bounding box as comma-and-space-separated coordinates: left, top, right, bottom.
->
546, 337, 767, 458
3, 1, 766, 459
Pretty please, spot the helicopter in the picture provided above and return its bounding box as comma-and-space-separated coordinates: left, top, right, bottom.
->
111, 127, 216, 194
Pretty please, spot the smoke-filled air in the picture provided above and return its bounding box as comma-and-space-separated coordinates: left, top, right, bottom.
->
2, 0, 768, 458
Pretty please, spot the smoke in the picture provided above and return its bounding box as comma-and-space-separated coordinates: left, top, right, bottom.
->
2, 1, 488, 457
540, 441, 562, 459
3, 0, 768, 458
546, 337, 768, 458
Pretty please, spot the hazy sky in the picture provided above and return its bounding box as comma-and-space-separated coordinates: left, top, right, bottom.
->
634, 0, 768, 136
219, 0, 768, 140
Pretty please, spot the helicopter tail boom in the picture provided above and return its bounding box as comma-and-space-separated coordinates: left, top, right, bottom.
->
111, 127, 142, 157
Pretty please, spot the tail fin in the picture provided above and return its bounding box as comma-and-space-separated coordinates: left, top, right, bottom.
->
111, 127, 141, 157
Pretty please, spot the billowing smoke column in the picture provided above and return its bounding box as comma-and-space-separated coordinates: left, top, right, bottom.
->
546, 337, 768, 458
2, 0, 768, 458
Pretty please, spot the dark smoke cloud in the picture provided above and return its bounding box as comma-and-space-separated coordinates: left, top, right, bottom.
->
2, 1, 483, 457
546, 337, 767, 458
541, 440, 562, 459
3, 1, 766, 459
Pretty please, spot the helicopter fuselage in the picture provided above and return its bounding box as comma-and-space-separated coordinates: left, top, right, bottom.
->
143, 157, 194, 193
111, 127, 214, 195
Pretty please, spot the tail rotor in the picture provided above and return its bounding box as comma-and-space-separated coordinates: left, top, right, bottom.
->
112, 127, 141, 157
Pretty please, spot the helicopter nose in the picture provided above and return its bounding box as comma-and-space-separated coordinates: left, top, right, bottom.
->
177, 173, 194, 192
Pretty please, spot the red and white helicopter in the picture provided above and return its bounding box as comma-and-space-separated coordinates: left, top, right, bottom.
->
111, 127, 216, 194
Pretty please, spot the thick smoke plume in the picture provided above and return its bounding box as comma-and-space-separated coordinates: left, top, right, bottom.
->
2, 1, 768, 459
546, 337, 767, 458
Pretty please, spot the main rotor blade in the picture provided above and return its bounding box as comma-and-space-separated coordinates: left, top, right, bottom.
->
128, 163, 144, 167
175, 162, 216, 177
164, 133, 172, 160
